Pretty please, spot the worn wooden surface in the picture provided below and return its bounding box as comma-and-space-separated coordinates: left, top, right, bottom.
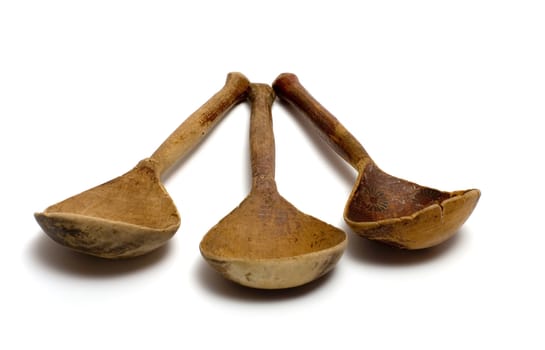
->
200, 83, 347, 289
35, 73, 250, 258
273, 73, 480, 249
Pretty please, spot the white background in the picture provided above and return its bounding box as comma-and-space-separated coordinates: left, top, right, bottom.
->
1, 1, 544, 349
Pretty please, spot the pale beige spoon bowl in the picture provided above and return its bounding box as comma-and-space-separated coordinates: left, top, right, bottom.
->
35, 72, 250, 259
199, 84, 347, 289
273, 73, 480, 249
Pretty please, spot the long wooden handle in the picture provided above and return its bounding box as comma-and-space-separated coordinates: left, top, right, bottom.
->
151, 72, 250, 175
247, 83, 277, 191
272, 73, 371, 169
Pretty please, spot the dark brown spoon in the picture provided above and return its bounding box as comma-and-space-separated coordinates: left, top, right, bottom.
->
273, 73, 480, 249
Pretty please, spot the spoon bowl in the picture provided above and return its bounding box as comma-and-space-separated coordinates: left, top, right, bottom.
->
200, 187, 347, 289
35, 159, 179, 258
35, 72, 250, 258
200, 84, 347, 289
344, 162, 479, 249
273, 73, 480, 249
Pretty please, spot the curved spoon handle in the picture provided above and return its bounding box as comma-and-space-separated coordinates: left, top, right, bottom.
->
272, 73, 371, 169
151, 72, 250, 175
247, 83, 277, 191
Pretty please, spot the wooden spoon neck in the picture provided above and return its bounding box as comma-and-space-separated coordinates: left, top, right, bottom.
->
335, 131, 372, 168
251, 176, 278, 194
355, 157, 375, 172
136, 158, 161, 174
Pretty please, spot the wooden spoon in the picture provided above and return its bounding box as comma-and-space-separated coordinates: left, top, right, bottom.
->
35, 72, 250, 259
273, 73, 480, 249
199, 83, 347, 289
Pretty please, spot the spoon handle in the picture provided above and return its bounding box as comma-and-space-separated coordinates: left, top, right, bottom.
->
272, 73, 371, 169
151, 72, 250, 176
247, 83, 277, 191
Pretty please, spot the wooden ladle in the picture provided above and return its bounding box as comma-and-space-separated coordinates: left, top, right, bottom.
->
273, 73, 480, 249
35, 72, 250, 259
199, 84, 347, 289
